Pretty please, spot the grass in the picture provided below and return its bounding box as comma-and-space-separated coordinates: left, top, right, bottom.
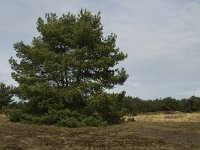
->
134, 111, 200, 122
0, 112, 200, 150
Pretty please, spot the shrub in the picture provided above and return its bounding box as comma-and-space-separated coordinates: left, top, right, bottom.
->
20, 114, 56, 125
0, 82, 14, 110
17, 108, 106, 127
88, 93, 122, 124
82, 116, 107, 127
5, 109, 22, 122
3, 95, 122, 126
58, 117, 82, 128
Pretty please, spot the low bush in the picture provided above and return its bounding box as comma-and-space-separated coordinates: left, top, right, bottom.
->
4, 92, 125, 127
5, 108, 107, 127
58, 117, 83, 128
88, 93, 123, 124
5, 108, 22, 122
82, 116, 107, 127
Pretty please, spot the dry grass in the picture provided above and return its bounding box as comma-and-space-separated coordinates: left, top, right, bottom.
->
0, 112, 200, 150
134, 111, 200, 122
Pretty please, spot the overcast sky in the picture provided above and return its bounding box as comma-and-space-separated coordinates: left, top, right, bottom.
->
1, 0, 200, 99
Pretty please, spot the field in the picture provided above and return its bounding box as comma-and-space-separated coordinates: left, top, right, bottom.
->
0, 112, 200, 150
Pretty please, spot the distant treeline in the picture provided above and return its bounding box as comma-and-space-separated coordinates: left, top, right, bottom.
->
121, 96, 200, 115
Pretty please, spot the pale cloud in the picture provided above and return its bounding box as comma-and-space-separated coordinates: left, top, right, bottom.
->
131, 83, 140, 88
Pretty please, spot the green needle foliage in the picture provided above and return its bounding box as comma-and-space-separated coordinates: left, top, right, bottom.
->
8, 9, 128, 126
0, 82, 14, 110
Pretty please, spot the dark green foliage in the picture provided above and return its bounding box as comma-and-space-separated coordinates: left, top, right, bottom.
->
5, 107, 106, 127
162, 97, 178, 111
58, 117, 82, 128
9, 9, 128, 112
186, 96, 200, 112
81, 116, 106, 127
88, 93, 123, 124
0, 82, 14, 110
5, 109, 22, 122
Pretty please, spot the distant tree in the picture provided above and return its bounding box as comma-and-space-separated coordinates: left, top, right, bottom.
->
9, 9, 128, 121
0, 82, 14, 110
120, 96, 139, 115
187, 96, 200, 112
162, 97, 178, 111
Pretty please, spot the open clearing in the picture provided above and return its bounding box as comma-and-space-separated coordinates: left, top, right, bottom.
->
0, 112, 200, 150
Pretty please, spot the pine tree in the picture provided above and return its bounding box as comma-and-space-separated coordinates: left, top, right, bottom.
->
9, 9, 128, 114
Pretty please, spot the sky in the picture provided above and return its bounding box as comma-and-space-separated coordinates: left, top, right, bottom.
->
0, 0, 200, 100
